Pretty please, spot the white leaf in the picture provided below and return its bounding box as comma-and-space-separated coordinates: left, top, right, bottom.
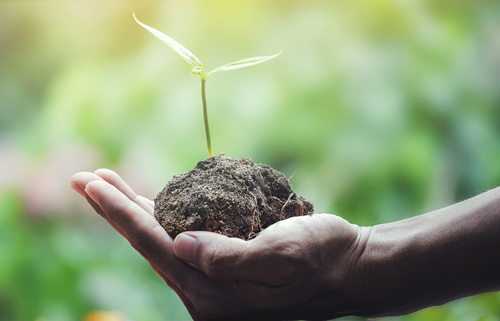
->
206, 51, 282, 77
133, 13, 204, 75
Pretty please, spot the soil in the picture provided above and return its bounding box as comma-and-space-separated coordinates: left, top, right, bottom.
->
154, 155, 314, 240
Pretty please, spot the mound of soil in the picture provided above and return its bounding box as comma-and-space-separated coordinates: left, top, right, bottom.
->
154, 155, 314, 240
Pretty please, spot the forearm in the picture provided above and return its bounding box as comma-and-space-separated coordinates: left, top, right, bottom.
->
359, 187, 500, 317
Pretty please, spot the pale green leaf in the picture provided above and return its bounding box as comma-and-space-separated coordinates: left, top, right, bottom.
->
133, 13, 204, 75
206, 51, 282, 77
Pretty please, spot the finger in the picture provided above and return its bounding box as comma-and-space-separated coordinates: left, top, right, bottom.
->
71, 172, 112, 219
86, 192, 135, 240
85, 193, 105, 217
93, 168, 154, 216
70, 172, 106, 198
173, 231, 285, 283
85, 179, 166, 248
93, 169, 137, 199
173, 215, 334, 285
70, 172, 131, 239
70, 172, 154, 228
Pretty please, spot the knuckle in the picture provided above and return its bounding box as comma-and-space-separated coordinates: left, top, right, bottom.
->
272, 241, 308, 279
129, 225, 164, 259
277, 240, 305, 263
204, 245, 226, 280
129, 232, 153, 258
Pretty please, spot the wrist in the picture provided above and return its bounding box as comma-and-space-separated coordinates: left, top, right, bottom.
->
357, 217, 429, 317
357, 188, 500, 317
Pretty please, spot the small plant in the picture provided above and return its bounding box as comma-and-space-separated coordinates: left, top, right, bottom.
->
133, 13, 281, 157
134, 13, 281, 157
133, 14, 311, 240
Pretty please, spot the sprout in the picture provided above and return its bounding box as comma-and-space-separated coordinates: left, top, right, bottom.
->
134, 13, 281, 157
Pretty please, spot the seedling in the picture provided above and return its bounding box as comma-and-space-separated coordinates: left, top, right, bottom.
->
134, 13, 281, 157
133, 14, 313, 239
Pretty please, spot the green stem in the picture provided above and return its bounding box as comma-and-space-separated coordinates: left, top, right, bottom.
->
201, 78, 213, 157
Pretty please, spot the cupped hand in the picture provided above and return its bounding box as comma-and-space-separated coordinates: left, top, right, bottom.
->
70, 169, 370, 321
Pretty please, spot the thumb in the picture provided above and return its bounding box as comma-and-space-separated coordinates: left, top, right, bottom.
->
173, 231, 257, 281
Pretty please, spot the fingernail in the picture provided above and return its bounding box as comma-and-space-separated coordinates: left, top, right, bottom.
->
174, 234, 197, 263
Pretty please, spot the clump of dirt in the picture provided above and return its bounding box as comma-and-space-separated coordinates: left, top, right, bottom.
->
154, 155, 314, 240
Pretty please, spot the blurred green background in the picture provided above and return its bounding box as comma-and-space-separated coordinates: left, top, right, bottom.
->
1, 0, 500, 320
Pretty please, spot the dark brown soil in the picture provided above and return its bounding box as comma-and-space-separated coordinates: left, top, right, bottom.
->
154, 155, 314, 240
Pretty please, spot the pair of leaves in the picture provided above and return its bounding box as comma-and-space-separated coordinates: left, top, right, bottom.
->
133, 13, 281, 79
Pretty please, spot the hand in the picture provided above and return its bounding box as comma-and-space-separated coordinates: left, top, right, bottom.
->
70, 169, 370, 320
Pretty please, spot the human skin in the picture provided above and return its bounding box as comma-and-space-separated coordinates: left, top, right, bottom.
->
70, 169, 500, 320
